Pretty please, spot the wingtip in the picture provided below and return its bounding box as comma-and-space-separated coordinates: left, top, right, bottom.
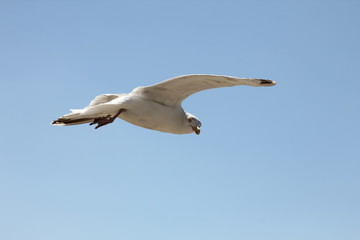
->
260, 79, 277, 86
51, 121, 65, 126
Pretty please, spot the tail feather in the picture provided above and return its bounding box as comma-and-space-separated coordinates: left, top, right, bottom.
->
52, 117, 93, 126
52, 110, 93, 126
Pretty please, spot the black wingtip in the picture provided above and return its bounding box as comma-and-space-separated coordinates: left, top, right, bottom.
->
260, 79, 277, 86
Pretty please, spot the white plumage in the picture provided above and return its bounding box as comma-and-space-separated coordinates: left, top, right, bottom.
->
52, 74, 276, 135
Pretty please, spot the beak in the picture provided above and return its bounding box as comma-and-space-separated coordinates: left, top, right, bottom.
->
192, 126, 201, 135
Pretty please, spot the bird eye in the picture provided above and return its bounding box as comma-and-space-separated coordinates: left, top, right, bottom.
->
188, 118, 192, 122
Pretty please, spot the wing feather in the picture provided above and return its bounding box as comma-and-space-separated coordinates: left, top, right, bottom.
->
88, 93, 126, 107
134, 74, 276, 106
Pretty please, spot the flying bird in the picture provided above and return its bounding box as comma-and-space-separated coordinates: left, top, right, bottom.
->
52, 74, 276, 135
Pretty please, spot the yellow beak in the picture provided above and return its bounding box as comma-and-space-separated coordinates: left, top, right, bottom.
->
192, 127, 201, 135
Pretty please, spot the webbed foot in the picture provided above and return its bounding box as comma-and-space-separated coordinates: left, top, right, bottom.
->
90, 109, 125, 129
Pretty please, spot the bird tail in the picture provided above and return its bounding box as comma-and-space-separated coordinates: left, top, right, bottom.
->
52, 109, 93, 126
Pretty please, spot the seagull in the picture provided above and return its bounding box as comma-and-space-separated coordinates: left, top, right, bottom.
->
52, 74, 276, 135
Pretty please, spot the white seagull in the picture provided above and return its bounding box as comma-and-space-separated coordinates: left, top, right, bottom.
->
52, 74, 276, 135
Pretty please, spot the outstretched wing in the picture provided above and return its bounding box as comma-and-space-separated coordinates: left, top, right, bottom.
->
87, 93, 126, 107
134, 74, 276, 107
68, 93, 127, 114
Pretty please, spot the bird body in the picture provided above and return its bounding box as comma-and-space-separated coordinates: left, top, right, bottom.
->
52, 74, 276, 135
118, 93, 191, 134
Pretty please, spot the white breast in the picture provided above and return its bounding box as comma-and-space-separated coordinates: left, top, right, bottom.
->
118, 95, 191, 134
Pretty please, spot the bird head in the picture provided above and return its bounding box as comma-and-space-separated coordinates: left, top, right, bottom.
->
186, 113, 201, 135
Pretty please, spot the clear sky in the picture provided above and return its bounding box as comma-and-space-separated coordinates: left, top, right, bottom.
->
1, 1, 359, 239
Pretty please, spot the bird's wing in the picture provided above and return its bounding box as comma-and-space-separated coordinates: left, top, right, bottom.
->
134, 74, 276, 107
87, 93, 126, 107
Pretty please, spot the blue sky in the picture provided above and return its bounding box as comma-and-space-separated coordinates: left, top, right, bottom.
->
1, 1, 359, 239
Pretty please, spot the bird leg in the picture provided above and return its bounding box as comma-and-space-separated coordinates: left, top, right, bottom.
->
90, 109, 125, 129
